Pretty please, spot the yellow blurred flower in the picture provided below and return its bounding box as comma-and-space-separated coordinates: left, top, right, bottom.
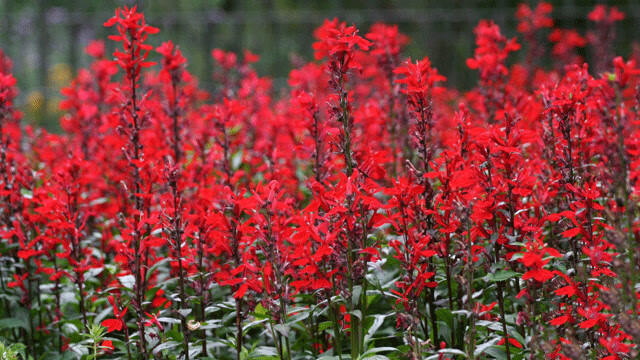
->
26, 90, 45, 114
49, 63, 73, 88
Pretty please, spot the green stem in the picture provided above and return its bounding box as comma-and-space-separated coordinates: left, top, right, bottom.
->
496, 281, 511, 360
465, 224, 476, 360
236, 297, 243, 360
326, 292, 343, 359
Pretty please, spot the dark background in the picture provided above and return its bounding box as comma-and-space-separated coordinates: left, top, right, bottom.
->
1, 0, 638, 130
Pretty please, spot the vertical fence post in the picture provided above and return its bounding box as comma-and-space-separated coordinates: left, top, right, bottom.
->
3, 0, 12, 58
37, 0, 48, 126
204, 12, 216, 94
69, 11, 79, 77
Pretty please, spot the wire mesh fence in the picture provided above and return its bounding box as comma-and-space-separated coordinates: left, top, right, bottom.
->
1, 1, 640, 130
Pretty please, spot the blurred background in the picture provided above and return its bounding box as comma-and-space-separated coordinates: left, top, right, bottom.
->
1, 0, 639, 131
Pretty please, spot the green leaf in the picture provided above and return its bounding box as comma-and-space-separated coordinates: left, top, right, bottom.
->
20, 188, 32, 199
484, 346, 508, 360
199, 321, 220, 330
0, 317, 29, 330
451, 309, 472, 318
153, 340, 181, 353
476, 320, 504, 332
157, 317, 182, 324
231, 150, 243, 170
487, 271, 521, 282
474, 337, 500, 357
510, 253, 524, 261
364, 314, 390, 346
177, 308, 192, 318
253, 303, 268, 318
240, 345, 250, 360
439, 349, 467, 357
318, 321, 333, 332
362, 347, 398, 356
349, 309, 362, 320
438, 322, 451, 344
273, 323, 291, 338
145, 258, 171, 282
164, 328, 184, 343
435, 308, 454, 328
250, 346, 279, 358
426, 348, 468, 360
243, 318, 268, 334
118, 274, 135, 289
352, 285, 363, 308
9, 343, 26, 353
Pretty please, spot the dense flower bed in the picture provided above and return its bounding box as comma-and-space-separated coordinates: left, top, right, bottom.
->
0, 3, 639, 359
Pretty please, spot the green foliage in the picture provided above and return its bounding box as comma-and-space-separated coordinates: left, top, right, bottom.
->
0, 341, 26, 360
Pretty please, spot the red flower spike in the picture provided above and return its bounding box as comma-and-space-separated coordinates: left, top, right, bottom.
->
104, 6, 158, 81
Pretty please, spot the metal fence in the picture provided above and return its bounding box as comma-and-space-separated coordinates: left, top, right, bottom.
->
2, 2, 640, 129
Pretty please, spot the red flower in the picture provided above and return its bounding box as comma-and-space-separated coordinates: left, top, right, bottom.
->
104, 6, 158, 79
211, 48, 238, 70
497, 337, 523, 349
85, 40, 106, 58
144, 311, 164, 331
313, 18, 372, 73
7, 273, 27, 292
101, 295, 128, 333
466, 20, 520, 80
101, 318, 123, 333
394, 56, 446, 112
366, 23, 409, 58
588, 5, 625, 23
101, 340, 114, 351
519, 235, 561, 282
156, 41, 186, 74
313, 19, 371, 58
516, 2, 553, 34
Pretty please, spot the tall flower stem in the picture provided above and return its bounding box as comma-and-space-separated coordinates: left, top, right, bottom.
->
104, 8, 160, 358
165, 167, 189, 360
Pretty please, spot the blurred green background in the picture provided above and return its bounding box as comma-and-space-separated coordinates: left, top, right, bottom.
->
1, 0, 639, 131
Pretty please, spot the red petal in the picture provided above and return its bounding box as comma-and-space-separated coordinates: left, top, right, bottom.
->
101, 319, 123, 332
523, 268, 554, 282
103, 17, 118, 27
549, 315, 569, 326
555, 286, 575, 297
234, 283, 249, 299
562, 228, 581, 238
578, 318, 598, 329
